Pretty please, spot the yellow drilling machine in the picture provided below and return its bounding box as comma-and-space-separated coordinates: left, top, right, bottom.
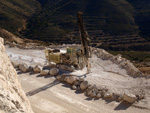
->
45, 12, 91, 71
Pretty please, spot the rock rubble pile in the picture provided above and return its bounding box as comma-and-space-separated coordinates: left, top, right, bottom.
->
12, 60, 144, 103
9, 45, 146, 104
92, 48, 143, 77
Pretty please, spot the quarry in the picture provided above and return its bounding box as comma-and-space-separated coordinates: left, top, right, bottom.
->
0, 36, 149, 113
1, 1, 150, 113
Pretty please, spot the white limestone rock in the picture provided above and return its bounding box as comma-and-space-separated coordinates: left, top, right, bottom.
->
19, 63, 29, 72
72, 85, 77, 90
123, 93, 137, 103
33, 65, 42, 73
0, 37, 33, 113
64, 75, 78, 85
49, 68, 59, 76
80, 81, 88, 91
40, 69, 49, 75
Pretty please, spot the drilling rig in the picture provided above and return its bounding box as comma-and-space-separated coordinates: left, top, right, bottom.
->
45, 12, 91, 71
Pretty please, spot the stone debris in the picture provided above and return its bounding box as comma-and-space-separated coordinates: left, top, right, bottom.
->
49, 68, 59, 76
5, 44, 146, 105
73, 80, 80, 86
9, 59, 145, 103
12, 56, 145, 102
40, 69, 49, 75
104, 92, 113, 99
8, 64, 144, 104
56, 74, 67, 81
48, 62, 57, 68
19, 63, 29, 72
28, 66, 33, 72
64, 75, 78, 85
136, 94, 145, 100
92, 48, 142, 77
80, 81, 88, 91
88, 89, 96, 98
33, 65, 42, 73
72, 85, 78, 90
56, 75, 62, 81
96, 93, 101, 99
11, 60, 20, 68
123, 93, 137, 103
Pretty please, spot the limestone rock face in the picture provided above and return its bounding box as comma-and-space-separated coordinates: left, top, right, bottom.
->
0, 38, 33, 113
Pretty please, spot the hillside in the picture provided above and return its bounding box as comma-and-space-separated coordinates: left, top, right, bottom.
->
25, 0, 138, 41
0, 0, 40, 35
0, 0, 150, 50
127, 0, 150, 41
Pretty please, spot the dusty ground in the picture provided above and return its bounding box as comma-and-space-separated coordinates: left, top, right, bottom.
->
18, 72, 149, 113
5, 45, 150, 113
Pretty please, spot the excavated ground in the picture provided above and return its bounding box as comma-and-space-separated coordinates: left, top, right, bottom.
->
5, 45, 150, 113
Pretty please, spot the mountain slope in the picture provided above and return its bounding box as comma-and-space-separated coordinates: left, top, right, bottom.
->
26, 0, 139, 41
127, 0, 150, 41
0, 0, 150, 44
0, 0, 40, 34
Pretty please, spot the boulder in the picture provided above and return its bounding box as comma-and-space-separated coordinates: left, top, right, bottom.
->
49, 62, 57, 68
123, 93, 137, 103
65, 75, 78, 85
80, 81, 88, 91
33, 65, 42, 73
49, 68, 59, 76
72, 85, 77, 90
104, 93, 113, 99
28, 66, 33, 72
136, 94, 145, 100
11, 60, 20, 68
40, 69, 49, 76
111, 93, 123, 101
88, 90, 96, 98
100, 90, 106, 97
19, 63, 29, 72
56, 75, 62, 81
73, 80, 80, 86
117, 94, 123, 101
84, 89, 89, 96
96, 93, 101, 99
56, 74, 67, 81
88, 84, 94, 90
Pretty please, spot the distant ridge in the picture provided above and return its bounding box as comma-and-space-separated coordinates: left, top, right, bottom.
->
0, 0, 150, 50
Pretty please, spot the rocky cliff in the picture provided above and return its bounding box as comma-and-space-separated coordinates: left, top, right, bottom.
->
0, 37, 33, 113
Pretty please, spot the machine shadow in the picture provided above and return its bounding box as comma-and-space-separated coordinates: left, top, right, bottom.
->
26, 79, 59, 97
